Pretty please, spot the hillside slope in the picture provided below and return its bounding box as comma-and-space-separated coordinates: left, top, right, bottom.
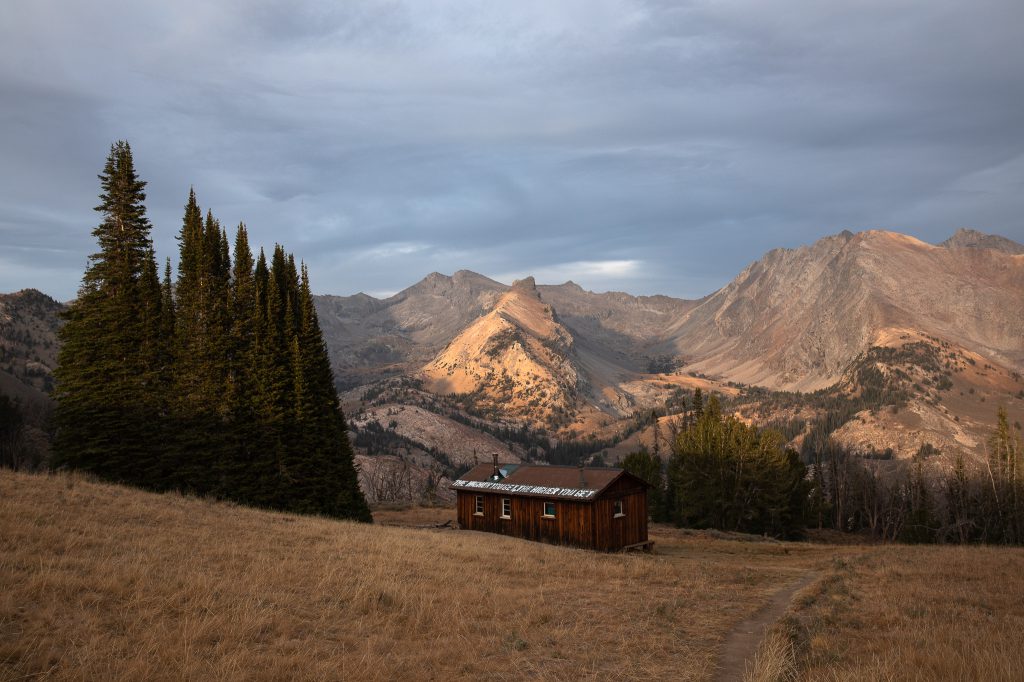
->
314, 271, 698, 389
0, 289, 63, 405
537, 281, 698, 368
420, 277, 587, 429
662, 230, 1024, 391
0, 469, 840, 681
4, 228, 1022, 470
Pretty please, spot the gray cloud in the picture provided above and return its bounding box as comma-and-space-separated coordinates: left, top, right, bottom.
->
1, 0, 1022, 301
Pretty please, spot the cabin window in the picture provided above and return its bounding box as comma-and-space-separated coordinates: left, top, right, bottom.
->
613, 499, 625, 518
474, 496, 484, 515
501, 498, 512, 519
543, 501, 556, 518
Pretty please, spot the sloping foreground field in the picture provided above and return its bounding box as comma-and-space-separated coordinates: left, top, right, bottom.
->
752, 545, 1024, 681
2, 472, 1023, 681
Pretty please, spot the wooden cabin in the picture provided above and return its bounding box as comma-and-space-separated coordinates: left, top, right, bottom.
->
451, 462, 651, 552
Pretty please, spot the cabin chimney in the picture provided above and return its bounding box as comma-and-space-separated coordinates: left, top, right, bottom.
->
578, 461, 586, 488
491, 452, 502, 481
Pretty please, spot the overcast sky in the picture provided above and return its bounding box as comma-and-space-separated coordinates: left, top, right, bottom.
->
2, 1, 1022, 301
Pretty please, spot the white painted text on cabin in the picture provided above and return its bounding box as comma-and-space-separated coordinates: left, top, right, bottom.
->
453, 480, 597, 498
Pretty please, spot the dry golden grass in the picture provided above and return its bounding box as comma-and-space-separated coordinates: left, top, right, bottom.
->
1, 470, 831, 681
744, 630, 796, 682
5, 471, 1023, 681
370, 504, 456, 527
778, 547, 1024, 681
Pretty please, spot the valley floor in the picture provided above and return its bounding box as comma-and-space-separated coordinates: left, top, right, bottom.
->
2, 471, 1022, 681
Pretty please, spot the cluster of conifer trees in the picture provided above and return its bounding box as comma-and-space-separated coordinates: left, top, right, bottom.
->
623, 389, 810, 539
54, 141, 370, 521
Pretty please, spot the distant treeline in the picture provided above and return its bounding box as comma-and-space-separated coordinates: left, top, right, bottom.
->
52, 141, 370, 521
623, 386, 1024, 544
807, 407, 1023, 545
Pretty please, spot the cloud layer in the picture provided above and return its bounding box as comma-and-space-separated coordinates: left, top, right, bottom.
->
2, 0, 1022, 300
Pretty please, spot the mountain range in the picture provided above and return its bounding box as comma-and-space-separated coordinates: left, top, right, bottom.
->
3, 228, 1023, 492
316, 227, 1023, 479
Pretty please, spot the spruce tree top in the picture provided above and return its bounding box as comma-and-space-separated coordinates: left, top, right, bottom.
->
86, 141, 153, 293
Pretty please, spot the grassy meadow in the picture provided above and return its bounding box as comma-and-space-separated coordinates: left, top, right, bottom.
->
2, 470, 1023, 681
749, 545, 1024, 681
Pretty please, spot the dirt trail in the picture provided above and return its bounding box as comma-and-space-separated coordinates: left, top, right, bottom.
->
712, 572, 818, 682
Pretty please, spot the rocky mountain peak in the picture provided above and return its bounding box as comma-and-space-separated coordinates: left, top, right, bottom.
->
940, 228, 1024, 254
421, 276, 582, 429
511, 275, 537, 291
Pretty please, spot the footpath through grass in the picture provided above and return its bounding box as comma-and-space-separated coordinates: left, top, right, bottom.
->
749, 545, 1024, 681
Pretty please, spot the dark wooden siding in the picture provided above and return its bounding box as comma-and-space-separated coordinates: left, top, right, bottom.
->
456, 483, 648, 551
592, 489, 648, 552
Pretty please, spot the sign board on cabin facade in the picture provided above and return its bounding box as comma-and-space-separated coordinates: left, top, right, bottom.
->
451, 462, 651, 552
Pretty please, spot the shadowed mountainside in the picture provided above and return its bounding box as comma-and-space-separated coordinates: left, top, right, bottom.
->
0, 289, 64, 406
314, 270, 508, 388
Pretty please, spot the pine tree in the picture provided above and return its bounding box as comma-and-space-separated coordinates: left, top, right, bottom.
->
54, 141, 161, 485
159, 259, 176, 363
295, 263, 371, 521
254, 248, 269, 311
987, 406, 1023, 543
172, 191, 212, 490
692, 387, 704, 420
249, 246, 293, 507
135, 246, 168, 486
169, 195, 239, 493
224, 224, 259, 502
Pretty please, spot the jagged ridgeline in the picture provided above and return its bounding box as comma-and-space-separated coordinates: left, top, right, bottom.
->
53, 141, 371, 522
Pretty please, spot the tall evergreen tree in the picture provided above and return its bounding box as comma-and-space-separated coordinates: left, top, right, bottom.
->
248, 246, 293, 507
224, 224, 259, 501
159, 259, 176, 357
172, 191, 213, 490
295, 263, 371, 521
54, 141, 161, 485
173, 189, 205, 409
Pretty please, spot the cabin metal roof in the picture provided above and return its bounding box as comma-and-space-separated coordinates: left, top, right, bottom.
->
450, 463, 639, 501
